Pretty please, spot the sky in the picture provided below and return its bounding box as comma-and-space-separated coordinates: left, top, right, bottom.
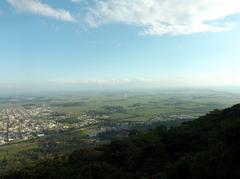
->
0, 0, 240, 92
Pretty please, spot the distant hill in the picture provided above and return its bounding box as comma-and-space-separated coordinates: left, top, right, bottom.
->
3, 104, 240, 179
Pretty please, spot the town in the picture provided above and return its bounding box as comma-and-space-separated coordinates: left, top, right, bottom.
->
0, 105, 99, 145
0, 104, 196, 146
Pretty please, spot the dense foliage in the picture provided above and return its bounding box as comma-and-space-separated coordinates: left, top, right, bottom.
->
3, 104, 240, 179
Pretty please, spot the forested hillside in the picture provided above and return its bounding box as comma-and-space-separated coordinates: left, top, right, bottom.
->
3, 104, 240, 179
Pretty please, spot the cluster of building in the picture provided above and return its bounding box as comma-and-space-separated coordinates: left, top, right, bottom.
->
0, 104, 196, 145
0, 105, 100, 145
150, 114, 195, 122
0, 106, 58, 145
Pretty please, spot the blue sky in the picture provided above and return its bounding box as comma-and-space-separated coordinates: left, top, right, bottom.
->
1, 0, 240, 92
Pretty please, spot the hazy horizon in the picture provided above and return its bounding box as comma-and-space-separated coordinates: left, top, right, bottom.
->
0, 86, 240, 97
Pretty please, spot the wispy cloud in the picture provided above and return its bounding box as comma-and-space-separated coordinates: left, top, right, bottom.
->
8, 0, 75, 22
85, 0, 240, 35
70, 0, 82, 3
48, 74, 240, 88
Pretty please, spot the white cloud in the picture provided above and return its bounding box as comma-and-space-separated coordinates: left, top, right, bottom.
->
8, 0, 75, 22
85, 0, 240, 35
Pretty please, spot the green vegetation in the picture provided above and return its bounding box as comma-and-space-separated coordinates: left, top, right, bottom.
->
1, 90, 240, 178
51, 89, 240, 121
0, 119, 189, 174
2, 89, 240, 122
3, 104, 240, 179
0, 128, 98, 173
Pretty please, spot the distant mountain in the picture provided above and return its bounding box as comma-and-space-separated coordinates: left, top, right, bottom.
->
3, 104, 240, 179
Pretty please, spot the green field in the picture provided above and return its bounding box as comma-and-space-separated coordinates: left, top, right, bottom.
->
0, 128, 101, 173
1, 89, 240, 173
51, 89, 240, 121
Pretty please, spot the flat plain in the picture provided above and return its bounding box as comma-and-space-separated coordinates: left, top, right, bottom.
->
0, 89, 240, 173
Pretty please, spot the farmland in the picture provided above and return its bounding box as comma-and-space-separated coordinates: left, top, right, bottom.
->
0, 88, 240, 173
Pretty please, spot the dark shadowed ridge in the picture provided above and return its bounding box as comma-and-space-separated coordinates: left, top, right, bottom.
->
3, 104, 240, 179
